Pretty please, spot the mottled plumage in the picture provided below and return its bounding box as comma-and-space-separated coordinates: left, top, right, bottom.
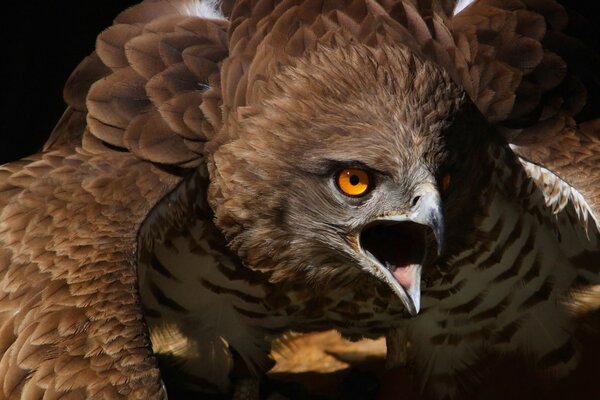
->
1, 0, 599, 399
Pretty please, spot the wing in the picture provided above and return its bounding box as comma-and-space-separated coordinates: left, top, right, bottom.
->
48, 0, 228, 167
515, 152, 599, 232
0, 148, 176, 399
447, 0, 600, 229
0, 0, 228, 397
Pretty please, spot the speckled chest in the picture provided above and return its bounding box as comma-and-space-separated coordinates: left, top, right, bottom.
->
136, 205, 409, 391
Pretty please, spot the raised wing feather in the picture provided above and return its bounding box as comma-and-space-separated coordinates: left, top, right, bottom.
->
48, 0, 229, 168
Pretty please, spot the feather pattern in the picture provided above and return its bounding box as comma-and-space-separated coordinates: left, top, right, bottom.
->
0, 147, 179, 399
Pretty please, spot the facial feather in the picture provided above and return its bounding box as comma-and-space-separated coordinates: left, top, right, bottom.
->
207, 43, 489, 297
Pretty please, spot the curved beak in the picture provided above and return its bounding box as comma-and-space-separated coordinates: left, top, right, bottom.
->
408, 189, 445, 257
358, 186, 444, 316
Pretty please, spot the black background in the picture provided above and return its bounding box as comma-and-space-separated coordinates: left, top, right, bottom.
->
1, 0, 137, 164
0, 1, 598, 165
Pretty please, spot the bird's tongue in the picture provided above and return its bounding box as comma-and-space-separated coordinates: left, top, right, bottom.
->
388, 244, 420, 291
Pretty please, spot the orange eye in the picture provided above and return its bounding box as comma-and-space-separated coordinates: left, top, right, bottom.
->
442, 174, 451, 192
337, 168, 370, 197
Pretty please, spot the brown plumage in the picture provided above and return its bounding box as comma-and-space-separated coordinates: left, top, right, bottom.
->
1, 0, 599, 399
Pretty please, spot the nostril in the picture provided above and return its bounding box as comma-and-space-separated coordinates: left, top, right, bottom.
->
412, 196, 421, 207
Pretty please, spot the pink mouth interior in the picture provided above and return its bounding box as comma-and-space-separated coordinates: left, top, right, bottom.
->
392, 263, 419, 290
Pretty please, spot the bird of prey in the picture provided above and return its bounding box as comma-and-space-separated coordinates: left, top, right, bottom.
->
0, 0, 599, 399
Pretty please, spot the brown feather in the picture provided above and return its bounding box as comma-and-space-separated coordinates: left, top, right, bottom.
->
97, 24, 143, 69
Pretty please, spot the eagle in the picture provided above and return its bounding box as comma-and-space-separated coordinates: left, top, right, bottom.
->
0, 0, 599, 399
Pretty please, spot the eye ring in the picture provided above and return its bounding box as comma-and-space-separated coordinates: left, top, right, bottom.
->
336, 168, 371, 197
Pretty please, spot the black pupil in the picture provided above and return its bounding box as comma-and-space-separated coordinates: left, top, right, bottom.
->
349, 175, 360, 185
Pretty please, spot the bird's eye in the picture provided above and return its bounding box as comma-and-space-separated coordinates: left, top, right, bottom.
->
337, 168, 371, 197
441, 174, 451, 193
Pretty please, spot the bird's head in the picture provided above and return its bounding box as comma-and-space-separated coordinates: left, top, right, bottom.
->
207, 44, 491, 316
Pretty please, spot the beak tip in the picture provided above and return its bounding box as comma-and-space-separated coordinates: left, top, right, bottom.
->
407, 307, 419, 317
401, 276, 421, 316
408, 296, 420, 316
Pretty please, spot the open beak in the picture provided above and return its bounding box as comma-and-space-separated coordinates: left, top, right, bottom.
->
358, 188, 444, 316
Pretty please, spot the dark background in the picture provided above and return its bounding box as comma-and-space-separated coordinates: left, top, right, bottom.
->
0, 1, 598, 165
1, 0, 137, 164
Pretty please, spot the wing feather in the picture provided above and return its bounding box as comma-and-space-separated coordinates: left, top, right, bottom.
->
512, 120, 600, 231
515, 151, 600, 233
47, 0, 229, 168
0, 147, 179, 398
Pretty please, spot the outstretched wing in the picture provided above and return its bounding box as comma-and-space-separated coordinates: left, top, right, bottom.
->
0, 0, 228, 397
